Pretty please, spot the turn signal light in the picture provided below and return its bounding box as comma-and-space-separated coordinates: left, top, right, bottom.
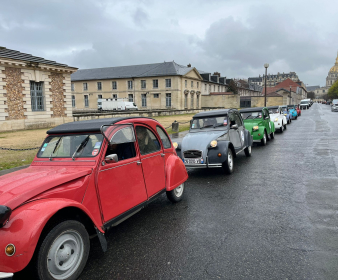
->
5, 244, 15, 256
217, 153, 222, 157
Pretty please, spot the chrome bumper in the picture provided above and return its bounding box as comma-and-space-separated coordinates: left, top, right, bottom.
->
185, 163, 222, 168
0, 272, 13, 280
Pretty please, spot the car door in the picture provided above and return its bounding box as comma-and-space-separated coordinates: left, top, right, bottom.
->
262, 109, 271, 134
235, 112, 245, 148
228, 112, 242, 151
97, 124, 148, 222
135, 124, 166, 198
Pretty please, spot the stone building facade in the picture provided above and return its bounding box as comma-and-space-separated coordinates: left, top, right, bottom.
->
71, 62, 228, 111
0, 47, 77, 131
248, 72, 299, 87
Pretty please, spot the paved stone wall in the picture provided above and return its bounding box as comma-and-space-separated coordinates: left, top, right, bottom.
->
3, 67, 25, 120
50, 72, 66, 117
201, 94, 240, 108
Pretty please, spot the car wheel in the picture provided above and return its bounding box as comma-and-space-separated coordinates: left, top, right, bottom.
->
222, 148, 234, 174
166, 183, 185, 203
261, 132, 267, 146
244, 145, 252, 157
295, 116, 298, 120
280, 125, 284, 133
270, 131, 275, 139
284, 123, 287, 130
34, 220, 90, 280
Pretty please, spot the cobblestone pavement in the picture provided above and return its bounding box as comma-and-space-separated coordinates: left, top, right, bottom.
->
14, 103, 338, 280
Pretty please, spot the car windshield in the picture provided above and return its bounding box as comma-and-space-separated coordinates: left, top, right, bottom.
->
241, 112, 262, 119
38, 133, 104, 158
287, 105, 295, 109
190, 115, 228, 129
300, 101, 308, 104
268, 108, 279, 114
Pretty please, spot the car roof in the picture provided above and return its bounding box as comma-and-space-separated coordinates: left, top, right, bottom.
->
239, 107, 265, 113
193, 109, 233, 118
47, 117, 156, 134
267, 106, 279, 109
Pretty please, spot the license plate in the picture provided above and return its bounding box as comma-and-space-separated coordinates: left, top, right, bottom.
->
184, 158, 201, 164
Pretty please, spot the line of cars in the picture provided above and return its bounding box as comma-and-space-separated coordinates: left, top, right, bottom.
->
174, 104, 304, 174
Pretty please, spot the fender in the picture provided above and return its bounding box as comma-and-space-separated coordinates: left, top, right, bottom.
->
244, 130, 253, 147
165, 154, 188, 191
207, 141, 232, 163
270, 121, 275, 132
0, 198, 104, 273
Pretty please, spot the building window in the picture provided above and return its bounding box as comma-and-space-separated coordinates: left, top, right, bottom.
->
72, 95, 75, 108
141, 80, 146, 89
153, 93, 159, 98
30, 81, 44, 111
97, 82, 102, 90
185, 80, 187, 87
128, 80, 133, 89
112, 81, 117, 90
71, 83, 74, 91
165, 79, 171, 88
184, 94, 188, 108
197, 82, 199, 88
141, 94, 147, 107
128, 94, 133, 102
84, 95, 89, 107
153, 79, 158, 89
98, 94, 102, 99
83, 83, 88, 91
112, 94, 117, 99
196, 94, 199, 108
166, 93, 171, 107
191, 81, 193, 88
191, 94, 194, 108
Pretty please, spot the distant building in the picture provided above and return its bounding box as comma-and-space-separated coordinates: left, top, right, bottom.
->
0, 47, 77, 132
71, 62, 228, 110
248, 72, 299, 87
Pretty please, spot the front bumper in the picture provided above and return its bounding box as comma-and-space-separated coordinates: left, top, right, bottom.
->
0, 272, 13, 280
332, 107, 338, 112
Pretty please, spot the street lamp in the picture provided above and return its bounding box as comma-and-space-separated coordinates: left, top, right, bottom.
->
289, 85, 292, 105
264, 63, 269, 107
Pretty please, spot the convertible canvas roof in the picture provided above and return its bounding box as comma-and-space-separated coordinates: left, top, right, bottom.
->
47, 117, 154, 134
193, 109, 232, 118
240, 107, 265, 113
267, 106, 279, 109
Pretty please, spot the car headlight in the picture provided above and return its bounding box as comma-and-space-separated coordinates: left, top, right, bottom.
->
173, 142, 178, 149
210, 140, 217, 148
253, 126, 259, 132
284, 114, 287, 116
274, 118, 278, 122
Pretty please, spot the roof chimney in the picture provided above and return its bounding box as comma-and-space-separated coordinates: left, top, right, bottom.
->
187, 63, 191, 67
213, 72, 221, 77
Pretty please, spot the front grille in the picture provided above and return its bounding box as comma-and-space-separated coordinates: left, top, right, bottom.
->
184, 150, 202, 158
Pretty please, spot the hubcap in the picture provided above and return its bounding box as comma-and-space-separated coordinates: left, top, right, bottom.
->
228, 151, 233, 170
47, 230, 84, 279
174, 183, 184, 197
248, 146, 251, 154
264, 134, 266, 144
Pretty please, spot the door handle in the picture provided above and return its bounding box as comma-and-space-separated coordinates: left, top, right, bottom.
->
161, 153, 165, 157
137, 161, 142, 165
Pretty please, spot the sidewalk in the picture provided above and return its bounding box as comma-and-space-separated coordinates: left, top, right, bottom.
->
0, 131, 190, 177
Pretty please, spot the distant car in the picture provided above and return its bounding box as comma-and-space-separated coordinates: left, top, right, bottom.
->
268, 106, 287, 132
300, 99, 310, 110
295, 104, 301, 116
280, 106, 292, 124
286, 105, 298, 120
240, 107, 275, 146
331, 99, 338, 112
174, 109, 253, 174
0, 117, 188, 280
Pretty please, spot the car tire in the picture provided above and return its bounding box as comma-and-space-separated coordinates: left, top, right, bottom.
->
244, 145, 252, 157
295, 116, 298, 120
33, 220, 90, 280
261, 132, 267, 146
166, 183, 185, 203
222, 148, 234, 174
270, 131, 275, 139
284, 123, 287, 130
280, 125, 284, 133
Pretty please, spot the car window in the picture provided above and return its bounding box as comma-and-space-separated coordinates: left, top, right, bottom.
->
135, 126, 161, 155
241, 112, 262, 119
234, 113, 242, 126
191, 116, 228, 129
156, 126, 171, 149
263, 109, 269, 118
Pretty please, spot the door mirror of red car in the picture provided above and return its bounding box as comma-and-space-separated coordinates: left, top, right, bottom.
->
105, 154, 118, 164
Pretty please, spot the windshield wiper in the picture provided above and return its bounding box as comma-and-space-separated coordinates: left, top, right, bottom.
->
213, 123, 226, 128
245, 115, 252, 119
72, 135, 90, 161
49, 137, 63, 160
200, 125, 213, 129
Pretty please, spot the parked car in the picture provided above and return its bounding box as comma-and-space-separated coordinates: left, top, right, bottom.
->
0, 117, 188, 280
331, 99, 338, 112
267, 106, 287, 132
300, 99, 310, 110
286, 105, 298, 120
295, 104, 301, 116
240, 107, 275, 146
174, 109, 253, 174
280, 106, 292, 124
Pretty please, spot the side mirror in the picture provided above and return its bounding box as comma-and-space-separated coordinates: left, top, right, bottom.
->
230, 124, 238, 129
105, 154, 118, 164
265, 116, 269, 120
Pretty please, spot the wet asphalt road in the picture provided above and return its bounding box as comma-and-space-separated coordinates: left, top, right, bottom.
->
15, 103, 338, 280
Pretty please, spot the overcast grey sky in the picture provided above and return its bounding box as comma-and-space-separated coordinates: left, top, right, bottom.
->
1, 0, 337, 86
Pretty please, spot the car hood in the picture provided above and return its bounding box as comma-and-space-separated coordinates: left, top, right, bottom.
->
0, 166, 93, 209
269, 113, 281, 120
243, 119, 261, 129
181, 130, 227, 157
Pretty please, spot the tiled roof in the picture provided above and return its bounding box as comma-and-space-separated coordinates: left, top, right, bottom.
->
71, 61, 197, 81
0, 47, 76, 68
275, 78, 303, 91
